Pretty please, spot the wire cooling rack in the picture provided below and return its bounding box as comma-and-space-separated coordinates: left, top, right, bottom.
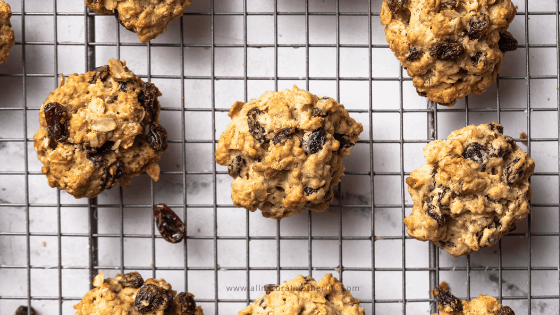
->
0, 0, 559, 314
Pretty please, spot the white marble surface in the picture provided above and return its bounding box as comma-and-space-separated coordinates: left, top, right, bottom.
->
0, 0, 559, 314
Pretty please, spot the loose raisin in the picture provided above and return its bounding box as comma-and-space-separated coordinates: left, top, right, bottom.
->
90, 65, 110, 83
176, 292, 197, 315
113, 9, 134, 32
387, 0, 408, 14
468, 13, 489, 40
500, 306, 515, 315
120, 271, 144, 288
273, 128, 294, 145
153, 203, 186, 243
504, 158, 525, 184
86, 141, 114, 166
247, 108, 267, 143
433, 286, 463, 312
430, 40, 464, 61
304, 187, 321, 195
302, 128, 327, 155
264, 284, 278, 294
440, 0, 457, 9
407, 47, 422, 61
44, 102, 69, 149
471, 52, 485, 66
228, 156, 246, 178
101, 160, 125, 189
15, 306, 37, 315
135, 284, 162, 312
462, 143, 488, 171
146, 124, 168, 151
138, 82, 159, 121
498, 32, 518, 52
334, 133, 353, 150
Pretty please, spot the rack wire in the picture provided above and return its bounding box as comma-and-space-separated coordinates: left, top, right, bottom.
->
0, 0, 559, 314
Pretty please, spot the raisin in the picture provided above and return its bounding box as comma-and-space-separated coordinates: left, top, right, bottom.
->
258, 298, 265, 306
86, 141, 114, 166
264, 284, 278, 294
430, 40, 465, 61
438, 241, 454, 248
176, 292, 197, 315
153, 203, 186, 243
417, 90, 427, 97
120, 271, 144, 288
312, 107, 327, 117
228, 156, 246, 178
138, 82, 159, 121
160, 289, 174, 311
506, 136, 517, 149
407, 47, 422, 61
489, 122, 504, 134
425, 197, 449, 226
499, 32, 518, 52
44, 102, 69, 149
462, 143, 488, 171
302, 128, 327, 155
134, 284, 162, 312
334, 133, 353, 150
146, 124, 168, 151
440, 0, 457, 9
500, 306, 515, 315
118, 81, 129, 92
486, 195, 501, 203
101, 160, 125, 189
468, 13, 489, 40
90, 65, 110, 83
471, 52, 485, 66
433, 286, 463, 312
113, 9, 134, 32
504, 158, 525, 184
387, 0, 408, 14
15, 306, 37, 315
304, 187, 321, 195
273, 128, 294, 145
247, 108, 267, 143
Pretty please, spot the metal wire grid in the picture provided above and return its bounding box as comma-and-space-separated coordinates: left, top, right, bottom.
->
0, 0, 559, 314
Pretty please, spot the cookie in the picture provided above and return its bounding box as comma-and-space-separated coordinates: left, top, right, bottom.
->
0, 0, 15, 64
74, 272, 204, 315
239, 274, 364, 315
404, 122, 534, 257
33, 59, 168, 199
215, 86, 363, 219
380, 0, 518, 106
86, 0, 194, 43
433, 282, 515, 315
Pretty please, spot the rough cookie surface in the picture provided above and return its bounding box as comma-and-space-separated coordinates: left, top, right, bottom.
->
0, 0, 15, 64
215, 86, 363, 219
239, 274, 364, 315
381, 0, 518, 106
74, 272, 204, 315
404, 122, 534, 257
33, 59, 167, 199
432, 282, 515, 315
86, 0, 194, 43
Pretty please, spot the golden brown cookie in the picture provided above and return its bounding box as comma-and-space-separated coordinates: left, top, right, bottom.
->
0, 0, 15, 64
432, 282, 515, 315
33, 59, 167, 199
86, 0, 194, 43
404, 122, 534, 257
215, 86, 363, 219
380, 0, 518, 106
74, 272, 204, 315
239, 274, 364, 315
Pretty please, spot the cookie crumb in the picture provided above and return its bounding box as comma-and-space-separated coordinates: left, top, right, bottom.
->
520, 132, 527, 145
